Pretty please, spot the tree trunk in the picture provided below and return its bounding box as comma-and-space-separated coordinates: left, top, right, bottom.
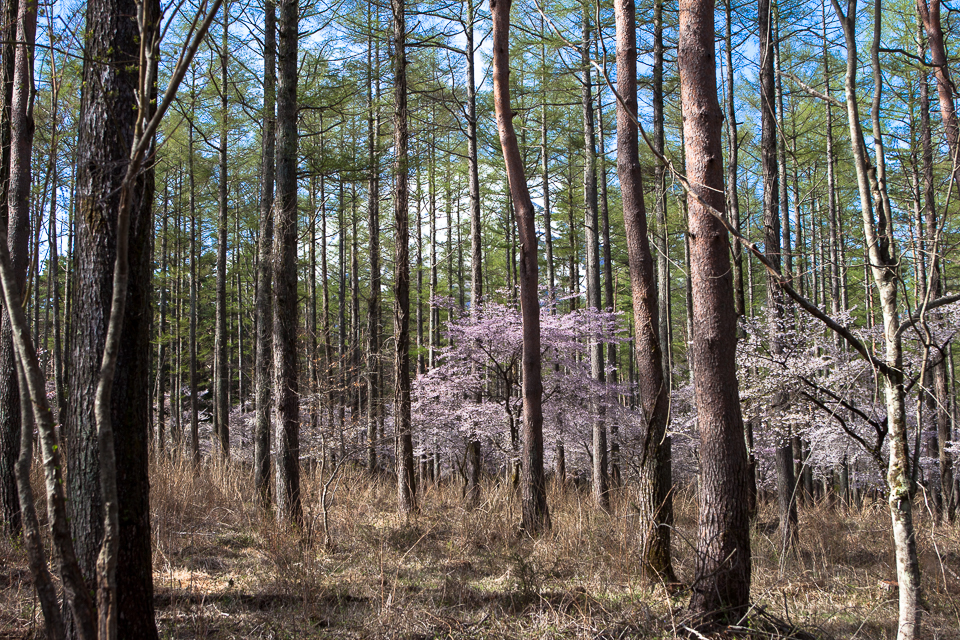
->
775, 443, 798, 565
393, 0, 417, 514
367, 18, 381, 472
725, 0, 744, 317
188, 116, 200, 466
680, 0, 751, 623
274, 0, 301, 524
254, 0, 275, 506
66, 0, 160, 633
581, 7, 608, 513
214, 0, 230, 459
614, 0, 676, 584
491, 0, 550, 533
0, 0, 20, 539
834, 0, 922, 635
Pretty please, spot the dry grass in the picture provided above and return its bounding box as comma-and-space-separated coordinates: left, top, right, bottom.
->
1, 457, 959, 638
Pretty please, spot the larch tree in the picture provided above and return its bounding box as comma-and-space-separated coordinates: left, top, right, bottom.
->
255, 0, 276, 507
490, 0, 549, 533
0, 0, 21, 540
613, 0, 676, 585
394, 0, 417, 514
65, 0, 162, 633
274, 0, 302, 524
679, 0, 752, 624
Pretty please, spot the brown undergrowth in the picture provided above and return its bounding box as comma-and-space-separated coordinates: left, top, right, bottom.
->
0, 457, 958, 638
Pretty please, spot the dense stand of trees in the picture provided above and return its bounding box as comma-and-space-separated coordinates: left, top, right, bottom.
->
2, 0, 960, 637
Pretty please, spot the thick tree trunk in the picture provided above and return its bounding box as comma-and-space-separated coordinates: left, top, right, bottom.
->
0, 0, 20, 539
65, 0, 160, 633
393, 0, 417, 514
274, 0, 301, 524
653, 0, 672, 385
679, 0, 751, 623
491, 0, 550, 533
254, 0, 275, 506
614, 0, 675, 584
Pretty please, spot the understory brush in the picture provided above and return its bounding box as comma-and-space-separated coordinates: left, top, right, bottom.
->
0, 456, 958, 638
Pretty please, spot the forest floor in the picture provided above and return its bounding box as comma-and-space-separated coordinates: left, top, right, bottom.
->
1, 458, 959, 639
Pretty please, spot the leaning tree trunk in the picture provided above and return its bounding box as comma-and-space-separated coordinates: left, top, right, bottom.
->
490, 0, 550, 533
613, 0, 676, 585
679, 0, 752, 625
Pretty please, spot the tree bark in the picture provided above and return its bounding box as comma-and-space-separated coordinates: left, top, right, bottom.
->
680, 0, 751, 623
0, 0, 20, 539
581, 7, 608, 513
367, 16, 381, 472
614, 0, 676, 584
66, 0, 160, 633
274, 0, 301, 524
491, 0, 550, 533
393, 0, 417, 514
214, 0, 230, 459
834, 0, 922, 636
254, 0, 275, 506
725, 0, 744, 317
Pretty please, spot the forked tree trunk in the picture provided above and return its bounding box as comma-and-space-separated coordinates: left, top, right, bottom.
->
679, 0, 752, 624
490, 0, 549, 533
613, 0, 675, 584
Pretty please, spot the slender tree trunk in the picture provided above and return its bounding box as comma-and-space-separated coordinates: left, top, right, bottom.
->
393, 0, 417, 513
725, 0, 744, 317
274, 0, 301, 524
254, 0, 275, 506
214, 0, 230, 459
653, 0, 672, 385
157, 184, 169, 451
917, 0, 960, 192
614, 0, 675, 583
775, 444, 799, 565
491, 0, 550, 533
917, 17, 955, 521
188, 116, 200, 467
367, 19, 381, 473
834, 0, 922, 635
581, 7, 608, 513
680, 0, 751, 623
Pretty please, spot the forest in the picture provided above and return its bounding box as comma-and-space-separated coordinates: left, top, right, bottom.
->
0, 0, 959, 637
